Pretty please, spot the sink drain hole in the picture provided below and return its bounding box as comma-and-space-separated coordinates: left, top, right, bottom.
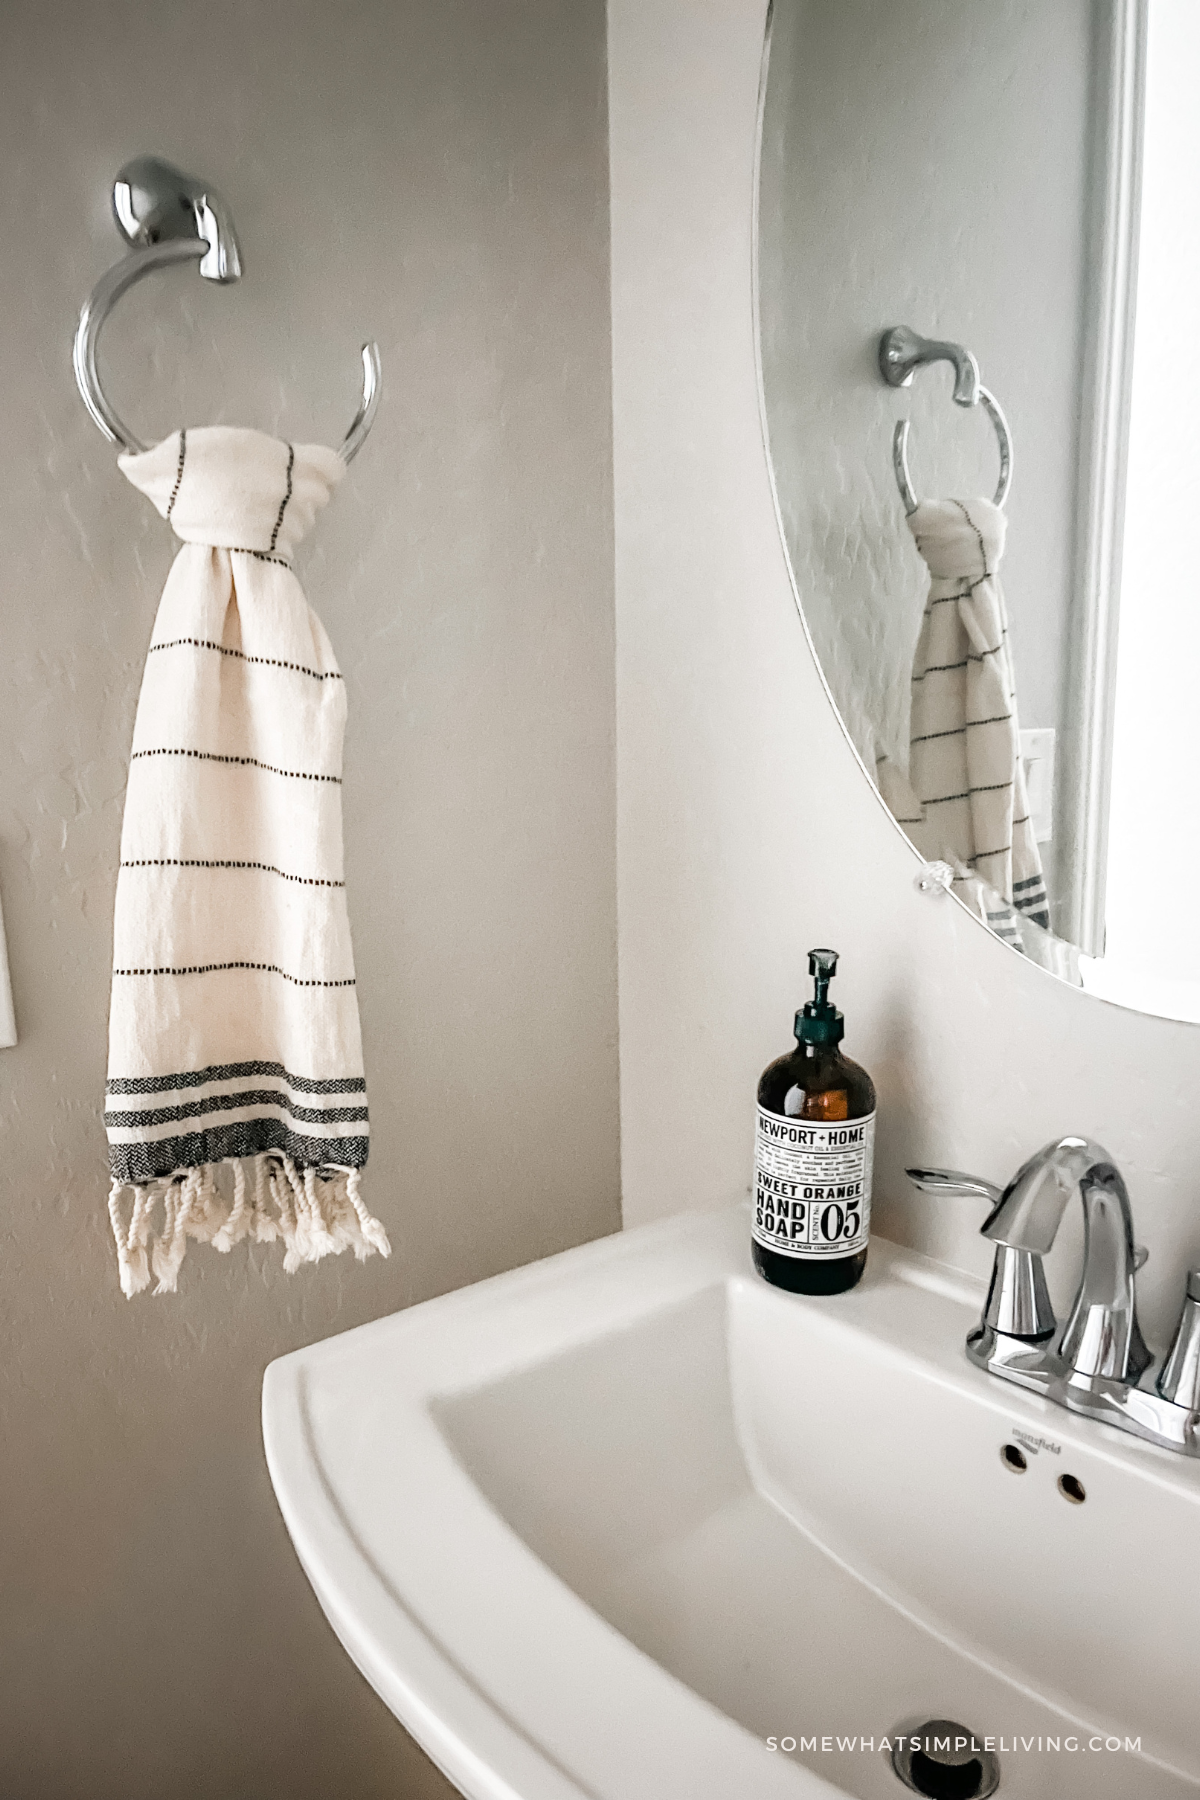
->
1000, 1442, 1027, 1472
892, 1719, 1000, 1799
911, 1747, 984, 1799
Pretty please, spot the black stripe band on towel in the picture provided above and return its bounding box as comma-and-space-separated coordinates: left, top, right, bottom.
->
146, 639, 342, 681
120, 859, 346, 889
911, 713, 1013, 744
112, 961, 356, 987
105, 1089, 370, 1130
109, 1120, 370, 1185
269, 445, 295, 554
911, 636, 1006, 679
923, 780, 1012, 807
165, 429, 187, 520
231, 548, 291, 568
107, 1062, 366, 1097
129, 749, 342, 783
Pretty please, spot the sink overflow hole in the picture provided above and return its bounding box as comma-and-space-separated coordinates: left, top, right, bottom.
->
1058, 1472, 1086, 1504
891, 1719, 1000, 1798
1000, 1442, 1027, 1472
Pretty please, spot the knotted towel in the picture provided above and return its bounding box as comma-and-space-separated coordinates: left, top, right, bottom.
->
105, 426, 390, 1296
900, 497, 1049, 928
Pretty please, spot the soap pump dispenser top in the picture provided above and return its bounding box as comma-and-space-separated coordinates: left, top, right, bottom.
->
752, 949, 876, 1295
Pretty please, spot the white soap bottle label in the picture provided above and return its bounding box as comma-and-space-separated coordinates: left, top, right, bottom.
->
752, 1107, 875, 1259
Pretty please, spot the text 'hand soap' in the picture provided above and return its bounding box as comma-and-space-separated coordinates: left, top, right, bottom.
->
752, 948, 876, 1295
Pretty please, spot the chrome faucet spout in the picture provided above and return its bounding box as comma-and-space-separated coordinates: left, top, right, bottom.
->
980, 1135, 1109, 1255
1057, 1162, 1151, 1384
978, 1135, 1149, 1382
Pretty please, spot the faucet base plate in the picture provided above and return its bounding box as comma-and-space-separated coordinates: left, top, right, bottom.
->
968, 1328, 1200, 1457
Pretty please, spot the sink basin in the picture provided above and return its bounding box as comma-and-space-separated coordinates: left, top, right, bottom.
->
263, 1206, 1200, 1799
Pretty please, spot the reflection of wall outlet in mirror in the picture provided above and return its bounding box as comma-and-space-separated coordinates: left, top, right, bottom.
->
0, 891, 15, 1048
1020, 728, 1056, 843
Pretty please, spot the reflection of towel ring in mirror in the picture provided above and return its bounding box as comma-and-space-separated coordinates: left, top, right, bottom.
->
73, 156, 381, 465
878, 325, 1012, 514
892, 388, 1012, 516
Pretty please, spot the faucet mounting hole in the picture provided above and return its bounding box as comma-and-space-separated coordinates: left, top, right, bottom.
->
1058, 1473, 1086, 1504
1000, 1442, 1027, 1473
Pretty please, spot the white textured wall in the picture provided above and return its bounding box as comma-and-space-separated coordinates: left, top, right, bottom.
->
758, 0, 1091, 853
610, 0, 1200, 1343
0, 4, 617, 1796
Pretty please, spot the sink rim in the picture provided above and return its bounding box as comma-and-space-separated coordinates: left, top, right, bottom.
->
263, 1205, 1200, 1800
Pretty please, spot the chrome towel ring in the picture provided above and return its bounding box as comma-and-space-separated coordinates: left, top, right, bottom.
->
73, 156, 381, 465
878, 324, 1012, 514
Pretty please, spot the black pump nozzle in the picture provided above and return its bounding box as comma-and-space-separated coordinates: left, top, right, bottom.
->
796, 947, 844, 1046
809, 947, 838, 1008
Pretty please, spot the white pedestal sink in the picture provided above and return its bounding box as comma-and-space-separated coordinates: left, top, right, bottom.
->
263, 1205, 1200, 1799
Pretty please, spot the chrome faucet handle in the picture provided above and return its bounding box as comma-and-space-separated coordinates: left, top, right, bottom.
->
906, 1168, 1001, 1204
906, 1166, 1056, 1341
1157, 1270, 1200, 1410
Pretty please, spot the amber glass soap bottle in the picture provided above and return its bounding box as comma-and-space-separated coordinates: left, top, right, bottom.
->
752, 948, 876, 1296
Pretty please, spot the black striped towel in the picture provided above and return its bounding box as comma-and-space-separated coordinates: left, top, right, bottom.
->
106, 426, 389, 1296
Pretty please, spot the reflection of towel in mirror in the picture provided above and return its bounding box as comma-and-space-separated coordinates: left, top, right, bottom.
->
875, 763, 1024, 945
899, 497, 1048, 928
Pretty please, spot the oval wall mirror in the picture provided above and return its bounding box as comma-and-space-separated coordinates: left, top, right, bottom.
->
756, 0, 1200, 1023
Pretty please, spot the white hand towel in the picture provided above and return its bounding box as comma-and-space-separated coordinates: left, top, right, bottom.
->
105, 426, 389, 1296
903, 497, 1049, 928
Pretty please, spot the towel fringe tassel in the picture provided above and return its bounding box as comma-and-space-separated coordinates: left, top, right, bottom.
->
107, 1154, 389, 1297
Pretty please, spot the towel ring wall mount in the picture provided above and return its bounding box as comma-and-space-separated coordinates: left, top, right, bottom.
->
878, 324, 1012, 513
73, 156, 380, 464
